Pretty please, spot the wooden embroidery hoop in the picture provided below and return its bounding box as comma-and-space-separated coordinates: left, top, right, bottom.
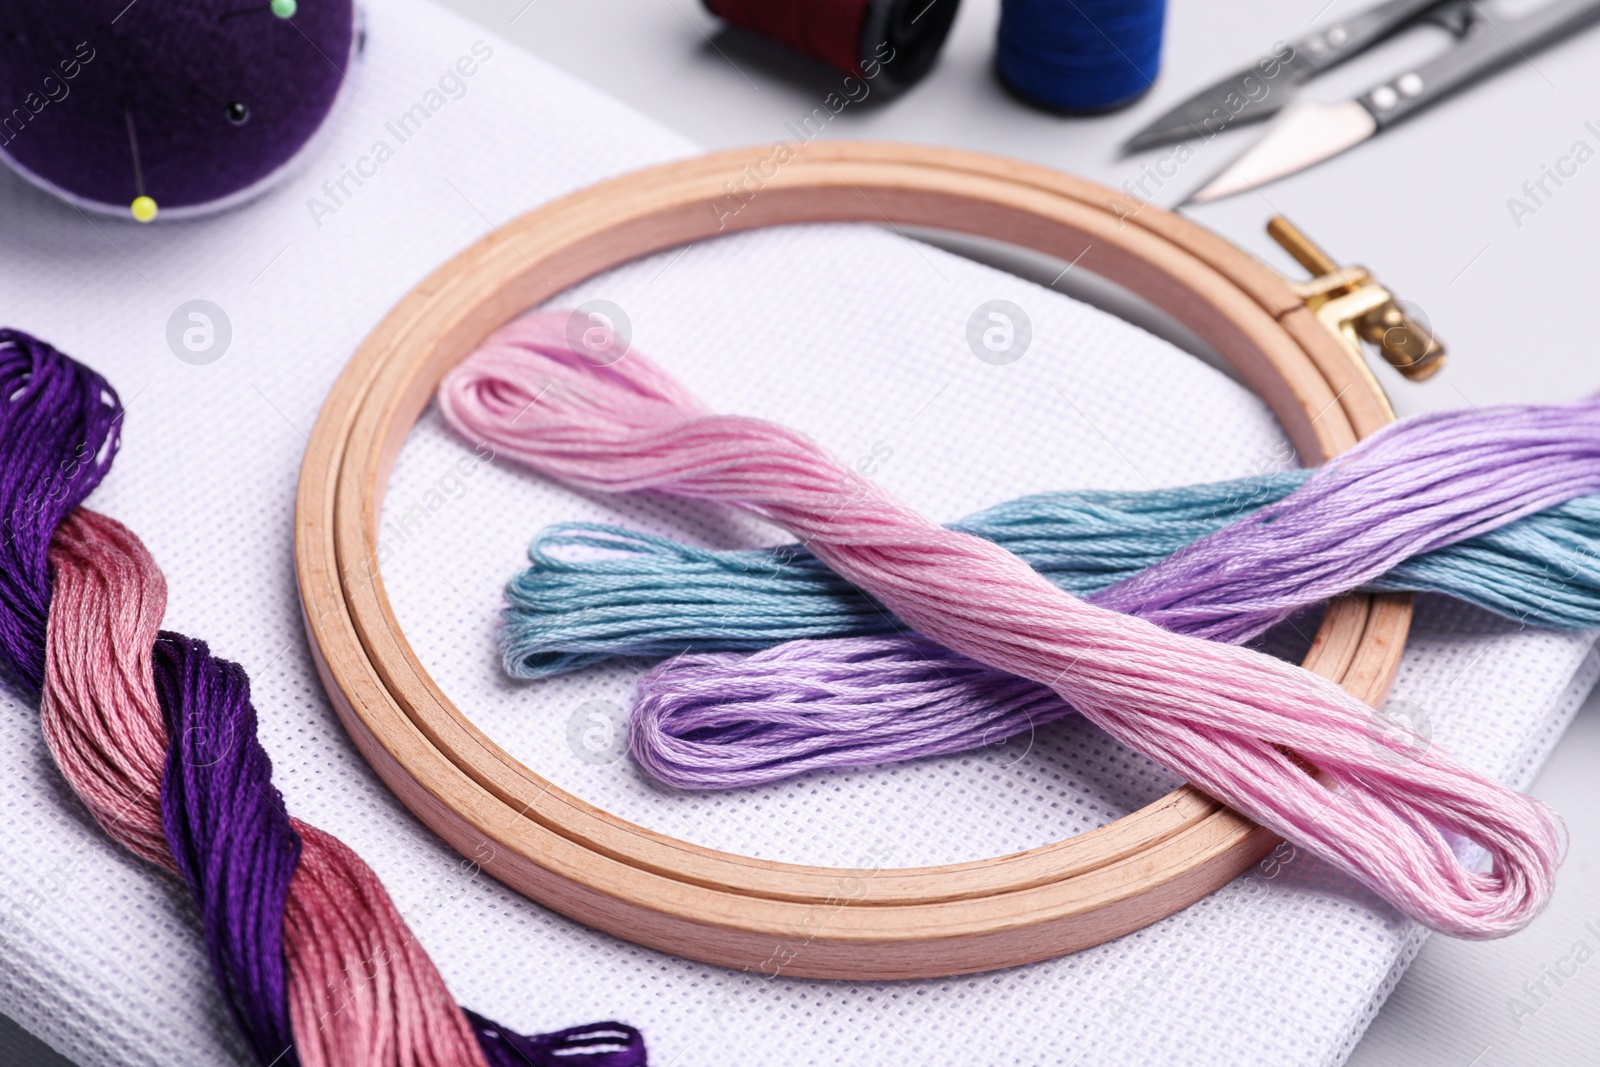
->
295, 141, 1414, 980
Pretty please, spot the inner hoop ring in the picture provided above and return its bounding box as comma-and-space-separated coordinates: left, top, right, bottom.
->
294, 141, 1411, 980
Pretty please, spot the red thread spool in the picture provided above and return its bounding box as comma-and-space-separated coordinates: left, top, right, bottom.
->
703, 0, 960, 93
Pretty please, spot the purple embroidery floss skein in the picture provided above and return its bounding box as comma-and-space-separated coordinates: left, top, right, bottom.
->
630, 394, 1600, 789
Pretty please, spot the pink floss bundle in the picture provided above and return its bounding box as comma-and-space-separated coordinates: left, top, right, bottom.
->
437, 312, 1566, 941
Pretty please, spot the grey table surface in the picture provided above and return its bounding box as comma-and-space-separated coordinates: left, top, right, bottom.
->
7, 0, 1599, 1064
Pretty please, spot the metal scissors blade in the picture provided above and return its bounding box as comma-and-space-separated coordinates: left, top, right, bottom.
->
1123, 0, 1471, 154
1121, 51, 1314, 154
1185, 0, 1600, 203
1186, 101, 1377, 203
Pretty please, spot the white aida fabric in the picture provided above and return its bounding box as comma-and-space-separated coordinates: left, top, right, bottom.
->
0, 1, 1595, 1065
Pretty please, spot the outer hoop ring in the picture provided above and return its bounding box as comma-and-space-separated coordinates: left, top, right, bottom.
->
294, 142, 1411, 980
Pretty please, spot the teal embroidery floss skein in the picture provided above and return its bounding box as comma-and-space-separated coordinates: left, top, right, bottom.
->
496, 475, 1600, 680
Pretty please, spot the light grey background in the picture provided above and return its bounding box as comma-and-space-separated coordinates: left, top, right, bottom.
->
5, 0, 1596, 1063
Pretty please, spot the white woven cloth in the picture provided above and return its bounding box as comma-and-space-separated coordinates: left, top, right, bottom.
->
0, 1, 1594, 1064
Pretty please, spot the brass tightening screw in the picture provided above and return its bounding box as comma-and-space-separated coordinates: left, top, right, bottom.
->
1357, 302, 1446, 380
1267, 216, 1338, 277
1267, 216, 1446, 381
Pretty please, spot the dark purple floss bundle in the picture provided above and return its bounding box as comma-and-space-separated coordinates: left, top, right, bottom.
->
0, 328, 121, 693
155, 632, 303, 1066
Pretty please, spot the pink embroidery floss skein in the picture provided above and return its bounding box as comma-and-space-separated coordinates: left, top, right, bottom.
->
438, 312, 1563, 941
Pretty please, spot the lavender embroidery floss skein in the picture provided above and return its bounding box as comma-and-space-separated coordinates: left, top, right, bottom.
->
631, 395, 1600, 790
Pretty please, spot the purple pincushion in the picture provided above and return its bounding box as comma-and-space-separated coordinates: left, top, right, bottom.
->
0, 0, 355, 219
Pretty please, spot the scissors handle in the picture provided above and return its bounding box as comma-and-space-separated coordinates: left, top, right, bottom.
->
1291, 0, 1455, 75
1360, 0, 1600, 128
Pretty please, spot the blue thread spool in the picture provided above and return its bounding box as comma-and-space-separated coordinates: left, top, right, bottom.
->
996, 0, 1167, 114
